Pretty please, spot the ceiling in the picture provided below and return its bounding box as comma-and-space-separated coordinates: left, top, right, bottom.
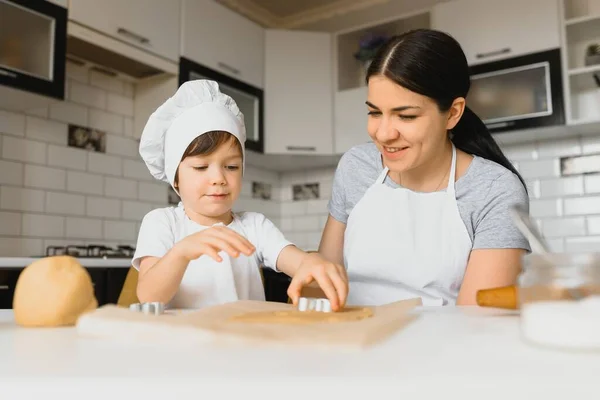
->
216, 0, 447, 31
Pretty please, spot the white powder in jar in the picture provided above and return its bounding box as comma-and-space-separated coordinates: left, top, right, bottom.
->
521, 295, 600, 350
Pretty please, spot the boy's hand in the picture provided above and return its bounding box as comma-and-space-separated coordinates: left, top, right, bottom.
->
174, 226, 255, 262
286, 252, 348, 311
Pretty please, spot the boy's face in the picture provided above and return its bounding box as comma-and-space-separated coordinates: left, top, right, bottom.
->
176, 137, 243, 225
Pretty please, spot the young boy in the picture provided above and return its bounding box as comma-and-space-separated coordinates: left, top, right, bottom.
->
133, 80, 347, 311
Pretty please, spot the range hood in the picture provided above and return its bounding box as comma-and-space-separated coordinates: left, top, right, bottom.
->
66, 21, 177, 79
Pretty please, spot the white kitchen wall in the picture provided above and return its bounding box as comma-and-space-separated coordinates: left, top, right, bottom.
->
0, 62, 278, 257
278, 135, 600, 253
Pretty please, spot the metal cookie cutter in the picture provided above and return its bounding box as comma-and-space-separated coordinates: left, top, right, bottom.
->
297, 297, 332, 313
129, 302, 165, 315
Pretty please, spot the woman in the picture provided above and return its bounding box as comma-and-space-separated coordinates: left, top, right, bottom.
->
292, 29, 531, 307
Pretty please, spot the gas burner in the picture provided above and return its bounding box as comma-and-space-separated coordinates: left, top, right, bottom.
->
45, 244, 136, 258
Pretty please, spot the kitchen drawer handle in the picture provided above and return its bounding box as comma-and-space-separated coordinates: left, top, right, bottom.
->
286, 146, 317, 152
218, 62, 240, 75
117, 27, 150, 46
0, 285, 9, 290
476, 47, 511, 59
0, 68, 18, 79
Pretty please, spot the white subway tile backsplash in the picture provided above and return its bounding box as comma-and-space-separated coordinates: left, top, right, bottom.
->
24, 108, 49, 118
588, 216, 600, 235
48, 145, 87, 171
2, 136, 46, 164
86, 197, 120, 218
88, 109, 123, 135
305, 168, 336, 182
0, 237, 43, 257
319, 181, 333, 200
584, 174, 600, 194
0, 211, 21, 235
45, 191, 85, 216
0, 187, 45, 212
279, 185, 293, 202
306, 199, 329, 215
518, 159, 560, 179
103, 220, 137, 241
66, 217, 103, 239
545, 238, 564, 252
292, 215, 320, 232
123, 159, 153, 181
530, 199, 562, 218
25, 116, 68, 145
240, 182, 252, 198
564, 196, 600, 216
106, 135, 138, 158
565, 236, 600, 252
539, 176, 584, 198
70, 81, 107, 109
124, 117, 134, 137
24, 164, 66, 190
536, 138, 581, 158
525, 180, 541, 199
66, 62, 89, 83
305, 232, 322, 251
122, 201, 153, 221
107, 93, 134, 117
581, 136, 600, 155
0, 110, 25, 137
279, 217, 293, 231
104, 177, 137, 199
281, 201, 307, 216
0, 160, 23, 186
138, 182, 167, 203
87, 152, 122, 177
501, 143, 537, 161
245, 166, 280, 184
89, 70, 124, 94
22, 213, 64, 238
123, 82, 134, 98
542, 217, 586, 238
67, 171, 103, 195
281, 171, 307, 185
48, 102, 88, 127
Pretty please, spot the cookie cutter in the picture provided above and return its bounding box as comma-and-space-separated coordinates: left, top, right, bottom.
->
297, 297, 332, 313
129, 302, 165, 315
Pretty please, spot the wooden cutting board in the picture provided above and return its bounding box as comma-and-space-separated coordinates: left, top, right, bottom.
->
76, 298, 422, 350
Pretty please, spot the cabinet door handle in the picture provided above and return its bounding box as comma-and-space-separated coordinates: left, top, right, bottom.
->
286, 146, 316, 152
476, 47, 511, 59
0, 68, 18, 79
218, 62, 240, 75
117, 27, 150, 45
0, 285, 9, 290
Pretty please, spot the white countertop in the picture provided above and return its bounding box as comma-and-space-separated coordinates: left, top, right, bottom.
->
0, 257, 132, 268
0, 306, 597, 399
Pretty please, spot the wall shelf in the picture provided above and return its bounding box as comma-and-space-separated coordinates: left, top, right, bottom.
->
568, 63, 600, 75
565, 13, 600, 25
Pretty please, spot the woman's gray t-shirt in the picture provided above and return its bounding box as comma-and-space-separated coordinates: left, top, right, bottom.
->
328, 142, 531, 251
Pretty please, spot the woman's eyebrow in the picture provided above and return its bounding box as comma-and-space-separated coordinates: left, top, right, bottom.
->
365, 101, 421, 112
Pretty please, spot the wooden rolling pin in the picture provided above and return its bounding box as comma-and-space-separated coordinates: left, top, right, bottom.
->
476, 285, 518, 310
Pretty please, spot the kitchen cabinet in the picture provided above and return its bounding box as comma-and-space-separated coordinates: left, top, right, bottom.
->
334, 87, 370, 154
264, 29, 334, 155
181, 0, 265, 89
68, 0, 181, 62
0, 267, 129, 309
431, 0, 560, 65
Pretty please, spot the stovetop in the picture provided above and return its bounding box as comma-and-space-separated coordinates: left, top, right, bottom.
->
44, 244, 136, 259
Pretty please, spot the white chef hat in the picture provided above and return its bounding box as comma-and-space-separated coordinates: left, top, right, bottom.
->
138, 79, 246, 190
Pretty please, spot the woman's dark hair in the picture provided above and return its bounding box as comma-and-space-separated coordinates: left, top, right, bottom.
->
174, 131, 242, 188
366, 28, 526, 190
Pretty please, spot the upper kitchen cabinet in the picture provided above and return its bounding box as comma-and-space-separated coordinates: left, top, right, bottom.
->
0, 0, 67, 111
264, 29, 333, 155
431, 0, 560, 65
68, 0, 181, 62
181, 0, 265, 89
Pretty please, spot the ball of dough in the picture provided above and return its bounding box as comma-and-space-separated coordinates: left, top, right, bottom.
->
13, 256, 98, 327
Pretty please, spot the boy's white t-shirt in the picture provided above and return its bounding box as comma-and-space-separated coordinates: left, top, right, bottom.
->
131, 203, 293, 309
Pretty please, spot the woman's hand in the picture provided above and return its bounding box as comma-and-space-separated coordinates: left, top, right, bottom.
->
173, 226, 255, 263
285, 252, 348, 311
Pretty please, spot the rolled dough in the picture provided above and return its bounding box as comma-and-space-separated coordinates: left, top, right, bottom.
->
228, 306, 374, 324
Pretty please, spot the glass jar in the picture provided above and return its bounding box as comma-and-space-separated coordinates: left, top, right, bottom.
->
518, 252, 600, 306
